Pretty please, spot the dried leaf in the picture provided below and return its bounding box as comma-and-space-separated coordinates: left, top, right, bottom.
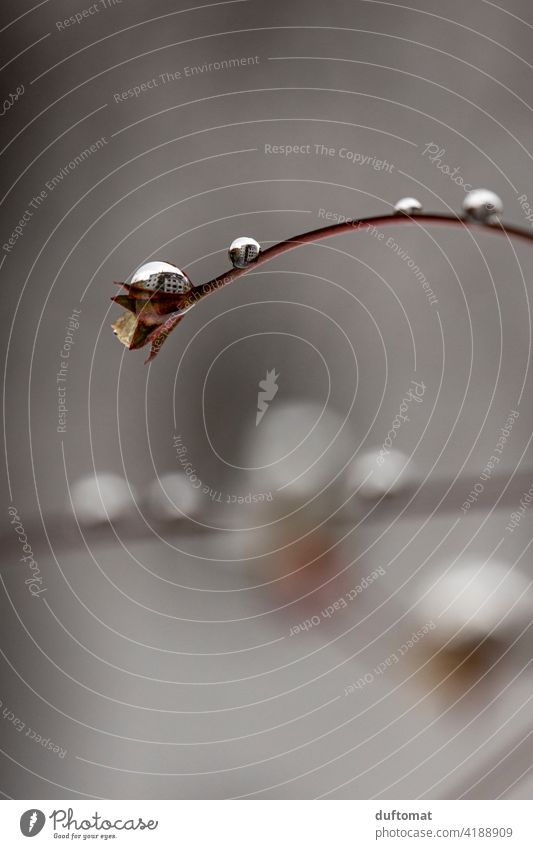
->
111, 310, 153, 349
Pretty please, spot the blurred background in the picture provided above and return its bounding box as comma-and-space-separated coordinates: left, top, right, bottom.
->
1, 0, 532, 799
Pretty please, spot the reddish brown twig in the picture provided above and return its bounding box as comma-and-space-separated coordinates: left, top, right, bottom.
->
111, 213, 533, 362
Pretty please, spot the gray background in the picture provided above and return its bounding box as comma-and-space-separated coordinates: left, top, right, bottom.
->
1, 0, 532, 799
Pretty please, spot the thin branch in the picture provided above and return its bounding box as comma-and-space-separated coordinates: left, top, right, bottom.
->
111, 212, 533, 361
196, 213, 533, 295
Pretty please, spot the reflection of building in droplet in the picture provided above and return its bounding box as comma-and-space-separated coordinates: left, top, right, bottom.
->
347, 449, 412, 499
130, 260, 192, 293
462, 188, 503, 223
142, 272, 189, 293
228, 236, 260, 268
70, 473, 134, 524
147, 473, 200, 520
394, 196, 423, 215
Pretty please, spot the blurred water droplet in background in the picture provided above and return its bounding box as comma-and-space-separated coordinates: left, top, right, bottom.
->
70, 473, 135, 524
417, 559, 532, 648
147, 472, 201, 520
245, 401, 355, 509
347, 449, 412, 499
